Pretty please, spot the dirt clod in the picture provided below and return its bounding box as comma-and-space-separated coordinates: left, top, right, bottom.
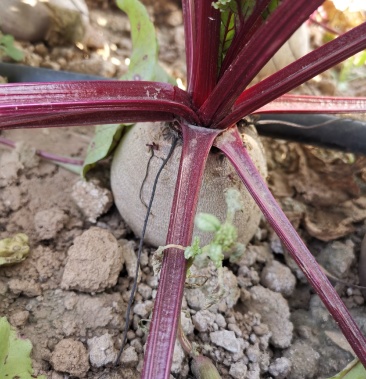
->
72, 179, 113, 223
50, 338, 90, 377
61, 227, 124, 293
34, 208, 69, 240
87, 333, 118, 367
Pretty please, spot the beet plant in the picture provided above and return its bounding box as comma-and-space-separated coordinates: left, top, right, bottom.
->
1, 0, 366, 377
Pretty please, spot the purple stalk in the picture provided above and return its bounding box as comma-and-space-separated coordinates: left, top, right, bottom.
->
182, 0, 195, 92
141, 123, 220, 379
0, 136, 84, 165
199, 0, 324, 125
0, 81, 199, 129
187, 1, 220, 108
219, 0, 272, 76
214, 125, 366, 366
254, 94, 366, 114
218, 21, 366, 129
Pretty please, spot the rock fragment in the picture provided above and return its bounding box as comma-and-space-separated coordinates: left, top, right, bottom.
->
87, 334, 117, 367
248, 286, 293, 348
229, 361, 248, 379
210, 330, 240, 353
72, 180, 113, 223
50, 339, 89, 377
268, 357, 291, 379
260, 260, 296, 296
61, 227, 124, 293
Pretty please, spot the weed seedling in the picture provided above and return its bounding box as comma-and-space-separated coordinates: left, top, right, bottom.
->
1, 0, 366, 377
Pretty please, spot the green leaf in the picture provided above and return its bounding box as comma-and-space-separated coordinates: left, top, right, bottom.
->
116, 0, 173, 83
195, 213, 222, 232
0, 317, 45, 379
327, 359, 366, 379
82, 124, 125, 177
0, 34, 24, 61
83, 0, 173, 178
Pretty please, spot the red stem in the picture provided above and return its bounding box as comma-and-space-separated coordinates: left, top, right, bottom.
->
199, 0, 324, 126
188, 1, 220, 108
254, 94, 366, 114
141, 123, 220, 379
0, 81, 199, 129
215, 125, 366, 367
218, 21, 366, 129
182, 0, 195, 92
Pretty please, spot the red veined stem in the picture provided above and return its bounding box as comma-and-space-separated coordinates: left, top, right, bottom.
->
217, 21, 366, 129
253, 94, 366, 114
182, 0, 195, 92
141, 123, 221, 379
214, 125, 366, 367
0, 81, 199, 129
199, 0, 324, 125
187, 0, 220, 108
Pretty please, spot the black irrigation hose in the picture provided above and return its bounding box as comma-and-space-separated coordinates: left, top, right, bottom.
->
257, 113, 366, 156
1, 63, 366, 155
0, 62, 108, 82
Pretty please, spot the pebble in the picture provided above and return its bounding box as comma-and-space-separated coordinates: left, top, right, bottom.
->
120, 239, 141, 282
284, 340, 320, 379
181, 311, 194, 335
192, 310, 216, 332
133, 301, 153, 318
229, 361, 248, 379
121, 346, 139, 368
268, 357, 292, 379
72, 180, 113, 223
50, 339, 89, 377
317, 240, 355, 278
171, 340, 185, 374
260, 260, 296, 296
215, 313, 227, 328
87, 333, 117, 367
248, 286, 293, 348
61, 227, 124, 293
210, 330, 240, 353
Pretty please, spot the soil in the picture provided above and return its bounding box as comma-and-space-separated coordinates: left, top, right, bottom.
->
1, 2, 366, 379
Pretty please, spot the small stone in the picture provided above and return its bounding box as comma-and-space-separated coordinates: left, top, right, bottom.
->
210, 330, 240, 353
181, 311, 194, 335
171, 340, 185, 374
317, 240, 355, 278
121, 346, 138, 368
246, 344, 260, 363
248, 286, 293, 348
72, 180, 113, 223
260, 260, 296, 296
34, 208, 69, 240
87, 334, 117, 367
229, 361, 248, 379
215, 313, 227, 328
284, 340, 319, 379
10, 310, 29, 327
61, 228, 124, 293
268, 357, 291, 379
121, 240, 142, 284
133, 301, 153, 318
138, 283, 152, 300
50, 339, 89, 377
192, 310, 216, 332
